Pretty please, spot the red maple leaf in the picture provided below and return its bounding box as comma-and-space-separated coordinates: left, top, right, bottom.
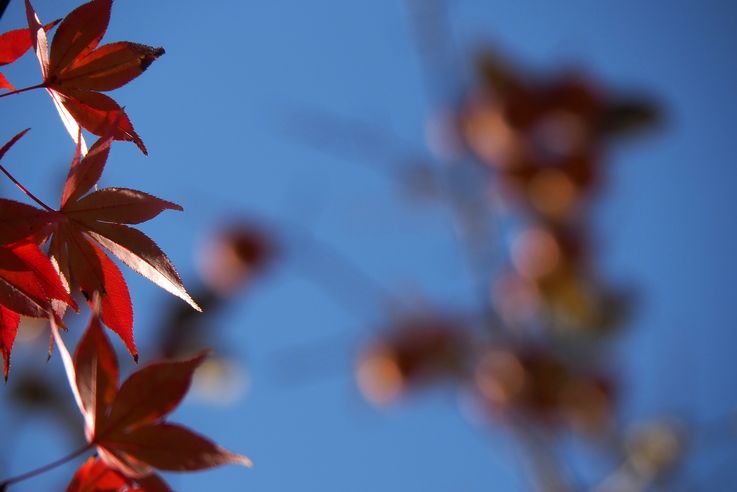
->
67, 457, 171, 492
0, 127, 199, 360
0, 305, 20, 380
0, 129, 77, 379
54, 315, 251, 485
0, 240, 77, 379
0, 20, 59, 90
24, 0, 164, 154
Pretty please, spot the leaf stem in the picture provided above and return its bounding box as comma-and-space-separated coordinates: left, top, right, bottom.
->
0, 442, 93, 490
0, 162, 56, 212
0, 83, 45, 99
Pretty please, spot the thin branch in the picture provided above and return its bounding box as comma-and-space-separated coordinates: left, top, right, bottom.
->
0, 442, 93, 490
404, 0, 503, 335
0, 162, 56, 212
281, 106, 421, 175
516, 426, 576, 492
285, 226, 404, 323
0, 83, 46, 100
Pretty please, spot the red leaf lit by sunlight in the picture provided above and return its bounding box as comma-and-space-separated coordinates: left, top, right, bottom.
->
54, 316, 251, 486
25, 0, 163, 154
46, 132, 200, 359
0, 241, 77, 379
1, 128, 198, 360
0, 20, 59, 90
67, 456, 172, 492
0, 306, 20, 381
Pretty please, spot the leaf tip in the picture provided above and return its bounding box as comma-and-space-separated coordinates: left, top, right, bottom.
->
190, 298, 203, 313
2, 353, 8, 381
179, 290, 202, 313
192, 350, 210, 366
0, 128, 32, 161
235, 453, 253, 468
141, 47, 165, 72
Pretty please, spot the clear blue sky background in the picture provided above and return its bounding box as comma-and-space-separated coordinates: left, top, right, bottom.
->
1, 0, 737, 490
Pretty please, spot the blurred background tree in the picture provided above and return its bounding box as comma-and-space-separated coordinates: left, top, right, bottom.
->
1, 0, 736, 490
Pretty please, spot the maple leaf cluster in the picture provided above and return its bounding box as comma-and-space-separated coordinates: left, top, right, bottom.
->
0, 1, 250, 490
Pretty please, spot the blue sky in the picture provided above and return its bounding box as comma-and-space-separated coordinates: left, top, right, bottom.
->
1, 0, 737, 490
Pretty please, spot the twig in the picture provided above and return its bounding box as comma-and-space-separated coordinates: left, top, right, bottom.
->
0, 161, 56, 212
0, 83, 46, 99
0, 442, 93, 490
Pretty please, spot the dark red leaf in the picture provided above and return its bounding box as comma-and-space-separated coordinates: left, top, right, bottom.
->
65, 188, 182, 224
86, 223, 199, 311
55, 87, 146, 154
74, 314, 119, 438
102, 422, 252, 472
66, 456, 172, 492
61, 227, 135, 357
0, 199, 50, 245
0, 22, 57, 65
0, 20, 59, 89
45, 135, 198, 358
0, 241, 75, 378
26, 0, 161, 154
47, 86, 88, 152
134, 473, 173, 492
49, 0, 111, 76
0, 305, 20, 380
9, 240, 76, 310
61, 129, 113, 207
24, 0, 49, 77
56, 318, 251, 481
60, 41, 164, 92
0, 72, 13, 90
0, 241, 74, 318
67, 456, 129, 492
0, 274, 48, 318
103, 354, 206, 432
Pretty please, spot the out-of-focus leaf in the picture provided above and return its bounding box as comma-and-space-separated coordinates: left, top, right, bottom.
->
599, 98, 660, 138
